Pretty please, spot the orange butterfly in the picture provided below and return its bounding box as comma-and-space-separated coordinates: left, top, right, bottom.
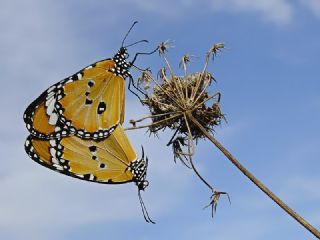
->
23, 21, 155, 140
25, 124, 154, 223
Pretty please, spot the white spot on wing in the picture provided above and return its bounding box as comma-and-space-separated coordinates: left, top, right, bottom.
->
47, 85, 56, 93
46, 90, 55, 99
45, 95, 56, 116
53, 164, 63, 170
50, 148, 56, 157
49, 140, 56, 147
49, 113, 58, 125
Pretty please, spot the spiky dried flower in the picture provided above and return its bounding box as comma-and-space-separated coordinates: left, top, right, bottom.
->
143, 71, 223, 140
129, 42, 228, 214
137, 42, 225, 147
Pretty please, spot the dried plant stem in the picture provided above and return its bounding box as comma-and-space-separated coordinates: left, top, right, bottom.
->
130, 111, 181, 124
160, 50, 175, 78
150, 75, 185, 110
192, 92, 221, 110
187, 112, 320, 239
125, 113, 182, 131
184, 114, 215, 191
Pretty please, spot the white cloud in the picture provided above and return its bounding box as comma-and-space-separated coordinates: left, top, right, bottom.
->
115, 0, 295, 25
300, 0, 320, 17
115, 0, 320, 26
210, 0, 294, 25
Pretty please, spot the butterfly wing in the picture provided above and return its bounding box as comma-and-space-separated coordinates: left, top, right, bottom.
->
23, 81, 70, 139
25, 125, 137, 184
55, 59, 126, 140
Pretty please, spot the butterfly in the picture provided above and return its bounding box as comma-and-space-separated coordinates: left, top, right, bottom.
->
25, 124, 154, 223
23, 21, 156, 140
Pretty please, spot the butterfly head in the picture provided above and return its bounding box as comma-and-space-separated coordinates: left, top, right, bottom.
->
118, 47, 130, 60
113, 47, 129, 62
138, 178, 149, 191
130, 146, 149, 191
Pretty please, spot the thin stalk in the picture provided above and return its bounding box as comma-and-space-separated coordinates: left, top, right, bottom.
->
130, 111, 182, 124
187, 112, 320, 239
184, 114, 214, 191
150, 74, 185, 110
124, 113, 182, 131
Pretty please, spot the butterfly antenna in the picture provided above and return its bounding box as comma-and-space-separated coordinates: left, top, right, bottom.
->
124, 39, 149, 48
141, 145, 145, 159
121, 21, 139, 47
138, 190, 155, 224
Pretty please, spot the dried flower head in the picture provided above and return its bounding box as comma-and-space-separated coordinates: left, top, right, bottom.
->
137, 42, 225, 144
128, 42, 229, 215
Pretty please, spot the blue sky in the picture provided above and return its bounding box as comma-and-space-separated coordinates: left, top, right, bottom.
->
1, 0, 320, 239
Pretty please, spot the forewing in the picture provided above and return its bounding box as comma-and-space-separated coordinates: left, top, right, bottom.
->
55, 59, 125, 140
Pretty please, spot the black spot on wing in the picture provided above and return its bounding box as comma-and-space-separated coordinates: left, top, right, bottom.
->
83, 174, 97, 181
87, 80, 94, 87
71, 71, 83, 80
85, 98, 93, 105
97, 102, 106, 114
89, 146, 97, 152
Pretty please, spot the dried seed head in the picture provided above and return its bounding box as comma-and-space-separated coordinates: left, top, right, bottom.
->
136, 43, 225, 143
159, 40, 174, 54
209, 42, 225, 55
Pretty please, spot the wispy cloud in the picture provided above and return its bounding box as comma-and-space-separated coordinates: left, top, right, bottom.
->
116, 0, 295, 25
116, 0, 320, 26
210, 0, 294, 25
300, 0, 320, 17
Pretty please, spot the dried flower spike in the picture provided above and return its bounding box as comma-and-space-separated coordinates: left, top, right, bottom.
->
129, 42, 228, 215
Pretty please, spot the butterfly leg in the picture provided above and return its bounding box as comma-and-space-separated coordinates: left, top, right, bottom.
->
130, 46, 159, 66
128, 75, 146, 103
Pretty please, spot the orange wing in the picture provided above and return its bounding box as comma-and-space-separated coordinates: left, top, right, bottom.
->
23, 84, 71, 139
23, 57, 126, 140
24, 125, 148, 185
55, 59, 126, 140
